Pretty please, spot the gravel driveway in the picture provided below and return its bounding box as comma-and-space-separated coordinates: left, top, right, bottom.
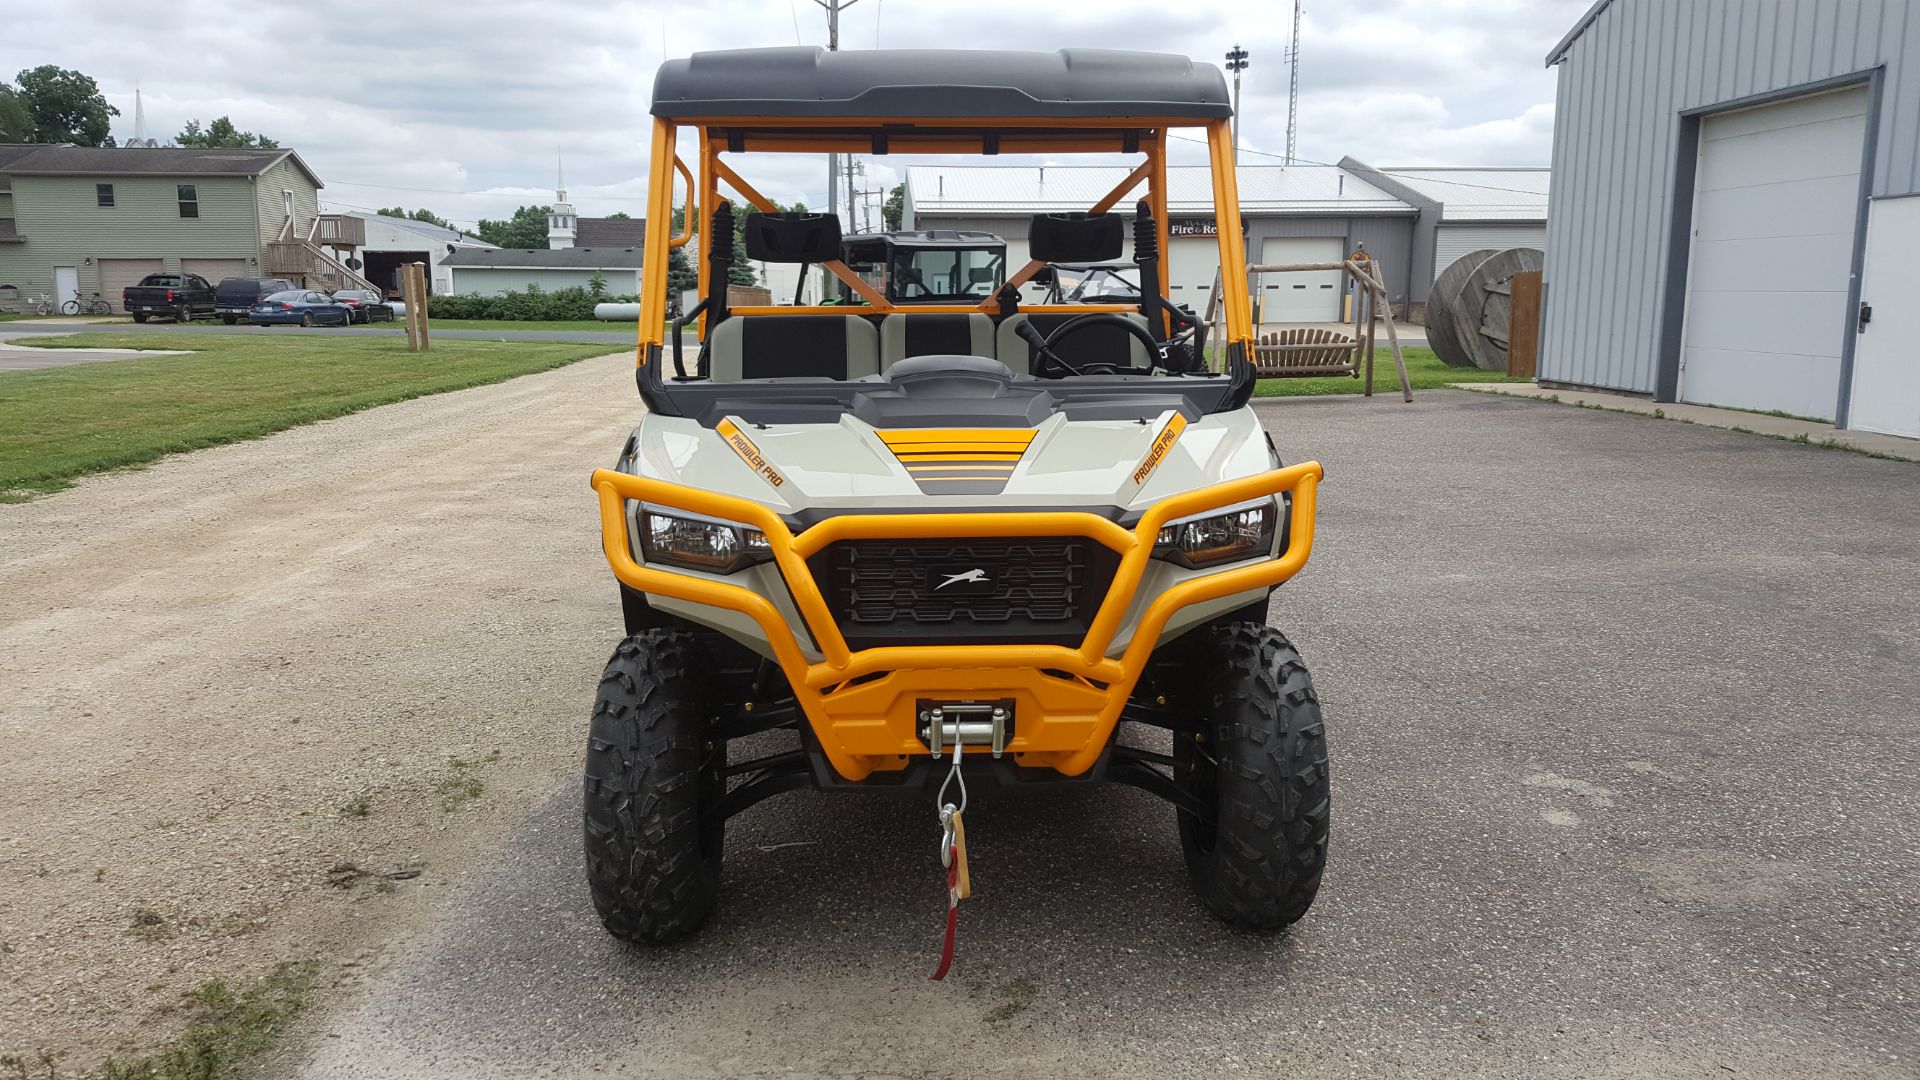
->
5, 370, 1914, 1078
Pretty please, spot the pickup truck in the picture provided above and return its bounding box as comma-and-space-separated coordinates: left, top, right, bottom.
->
122, 273, 217, 322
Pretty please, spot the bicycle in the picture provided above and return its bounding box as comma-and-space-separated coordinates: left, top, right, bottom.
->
28, 292, 57, 316
60, 292, 114, 316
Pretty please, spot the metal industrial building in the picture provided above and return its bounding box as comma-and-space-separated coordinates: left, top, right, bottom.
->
1339, 160, 1550, 294
904, 163, 1546, 322
1539, 0, 1920, 438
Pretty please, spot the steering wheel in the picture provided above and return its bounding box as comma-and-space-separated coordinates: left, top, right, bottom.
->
1016, 313, 1166, 378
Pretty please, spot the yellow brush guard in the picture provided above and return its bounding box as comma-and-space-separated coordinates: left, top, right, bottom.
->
591, 462, 1322, 781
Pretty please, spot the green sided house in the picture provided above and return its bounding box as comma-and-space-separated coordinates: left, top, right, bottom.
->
0, 144, 377, 312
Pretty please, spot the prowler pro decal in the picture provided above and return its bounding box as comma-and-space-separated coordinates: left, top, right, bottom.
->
1131, 413, 1188, 486
716, 418, 787, 489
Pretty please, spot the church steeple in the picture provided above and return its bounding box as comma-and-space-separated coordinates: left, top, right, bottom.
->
548, 151, 577, 249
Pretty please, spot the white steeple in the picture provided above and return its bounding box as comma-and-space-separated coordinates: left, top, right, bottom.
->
548, 151, 577, 249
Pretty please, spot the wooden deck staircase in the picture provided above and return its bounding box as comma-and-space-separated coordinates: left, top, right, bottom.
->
264, 215, 378, 292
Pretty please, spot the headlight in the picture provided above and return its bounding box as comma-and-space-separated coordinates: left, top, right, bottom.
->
1153, 498, 1277, 569
639, 507, 772, 574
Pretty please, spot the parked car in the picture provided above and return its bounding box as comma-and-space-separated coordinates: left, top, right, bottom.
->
122, 273, 216, 323
213, 278, 296, 325
330, 289, 395, 323
248, 290, 353, 327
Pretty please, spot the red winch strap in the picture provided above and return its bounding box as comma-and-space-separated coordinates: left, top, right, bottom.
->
931, 852, 959, 981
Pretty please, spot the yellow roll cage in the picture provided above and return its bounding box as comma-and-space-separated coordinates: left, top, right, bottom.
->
633, 113, 1256, 359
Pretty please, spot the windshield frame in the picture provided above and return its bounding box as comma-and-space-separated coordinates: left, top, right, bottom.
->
631, 108, 1256, 417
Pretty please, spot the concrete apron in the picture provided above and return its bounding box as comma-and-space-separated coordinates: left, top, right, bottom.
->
1456, 382, 1920, 463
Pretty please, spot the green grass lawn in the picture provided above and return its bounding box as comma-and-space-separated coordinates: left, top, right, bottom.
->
0, 333, 611, 500
1249, 345, 1531, 397
425, 318, 634, 333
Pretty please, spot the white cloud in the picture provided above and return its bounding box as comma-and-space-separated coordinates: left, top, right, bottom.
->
3, 0, 1592, 227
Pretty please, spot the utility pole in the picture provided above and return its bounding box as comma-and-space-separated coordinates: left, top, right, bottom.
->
1224, 45, 1249, 165
1285, 0, 1303, 165
814, 0, 858, 297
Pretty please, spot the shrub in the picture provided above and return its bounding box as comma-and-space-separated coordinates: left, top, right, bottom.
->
427, 284, 637, 321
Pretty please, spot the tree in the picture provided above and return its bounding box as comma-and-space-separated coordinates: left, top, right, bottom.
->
377, 206, 454, 230
175, 116, 278, 149
13, 66, 118, 146
883, 183, 905, 231
607, 211, 632, 220
0, 84, 30, 143
475, 205, 551, 249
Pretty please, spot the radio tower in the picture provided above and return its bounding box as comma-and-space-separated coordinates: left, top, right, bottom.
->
1285, 0, 1303, 165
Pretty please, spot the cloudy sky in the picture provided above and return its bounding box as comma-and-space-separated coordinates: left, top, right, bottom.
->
4, 0, 1588, 233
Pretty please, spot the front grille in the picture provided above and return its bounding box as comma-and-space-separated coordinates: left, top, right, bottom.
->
814, 537, 1117, 649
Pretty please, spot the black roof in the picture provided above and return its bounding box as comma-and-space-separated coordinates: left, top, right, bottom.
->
845, 229, 1005, 249
440, 247, 644, 269
575, 217, 648, 247
651, 48, 1232, 121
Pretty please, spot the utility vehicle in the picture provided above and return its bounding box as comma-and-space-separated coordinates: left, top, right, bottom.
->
587, 47, 1329, 943
837, 229, 1008, 305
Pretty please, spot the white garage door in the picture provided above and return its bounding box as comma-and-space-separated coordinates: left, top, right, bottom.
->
1166, 236, 1220, 311
98, 258, 165, 311
182, 258, 249, 285
1257, 237, 1343, 323
1679, 86, 1868, 420
1433, 225, 1547, 281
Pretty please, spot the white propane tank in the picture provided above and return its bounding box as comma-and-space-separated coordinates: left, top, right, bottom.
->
594, 303, 642, 322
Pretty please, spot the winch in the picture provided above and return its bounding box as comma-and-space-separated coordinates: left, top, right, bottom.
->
917, 700, 1013, 758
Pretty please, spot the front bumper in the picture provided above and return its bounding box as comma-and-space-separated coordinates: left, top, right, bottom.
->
591, 463, 1322, 781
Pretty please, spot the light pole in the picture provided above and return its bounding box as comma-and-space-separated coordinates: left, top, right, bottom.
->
1225, 45, 1249, 165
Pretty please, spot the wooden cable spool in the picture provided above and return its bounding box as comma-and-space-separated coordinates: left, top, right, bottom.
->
1425, 248, 1499, 369
1427, 247, 1546, 371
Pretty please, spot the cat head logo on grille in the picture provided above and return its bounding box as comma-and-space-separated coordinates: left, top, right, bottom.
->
935, 568, 990, 590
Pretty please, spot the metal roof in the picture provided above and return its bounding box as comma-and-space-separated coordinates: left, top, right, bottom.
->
1374, 167, 1550, 222
906, 164, 1414, 217
342, 210, 492, 247
440, 247, 644, 269
651, 47, 1232, 121
0, 143, 322, 186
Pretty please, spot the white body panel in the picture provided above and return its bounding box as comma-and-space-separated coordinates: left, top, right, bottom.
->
627, 405, 1281, 662
1848, 195, 1920, 438
1679, 86, 1869, 421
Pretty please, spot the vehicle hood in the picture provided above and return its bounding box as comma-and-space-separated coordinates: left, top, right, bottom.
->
624, 408, 1277, 517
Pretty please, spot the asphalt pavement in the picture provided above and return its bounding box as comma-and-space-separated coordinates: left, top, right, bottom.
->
269, 391, 1918, 1079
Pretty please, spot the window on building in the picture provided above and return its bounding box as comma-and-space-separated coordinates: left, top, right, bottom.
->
96, 184, 115, 207
177, 184, 199, 219
282, 190, 294, 219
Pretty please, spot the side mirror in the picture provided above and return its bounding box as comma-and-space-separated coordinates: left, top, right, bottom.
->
1027, 212, 1124, 263
744, 212, 842, 263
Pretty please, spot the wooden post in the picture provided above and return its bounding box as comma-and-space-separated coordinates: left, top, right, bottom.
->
1362, 259, 1414, 402
1507, 270, 1542, 378
401, 262, 429, 352
1362, 283, 1378, 396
